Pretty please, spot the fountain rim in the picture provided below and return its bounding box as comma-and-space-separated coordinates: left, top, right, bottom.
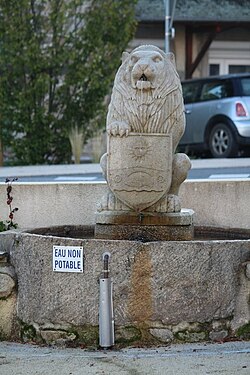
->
19, 224, 250, 243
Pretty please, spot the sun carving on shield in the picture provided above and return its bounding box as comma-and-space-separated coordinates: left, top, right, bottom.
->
128, 139, 152, 161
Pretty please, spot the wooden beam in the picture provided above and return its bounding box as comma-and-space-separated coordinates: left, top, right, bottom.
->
189, 32, 216, 77
185, 26, 193, 79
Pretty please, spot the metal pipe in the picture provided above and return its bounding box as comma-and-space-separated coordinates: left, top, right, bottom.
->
170, 0, 177, 29
99, 252, 114, 348
165, 0, 170, 53
164, 0, 177, 52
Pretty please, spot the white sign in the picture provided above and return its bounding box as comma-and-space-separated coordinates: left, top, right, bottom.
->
53, 246, 84, 273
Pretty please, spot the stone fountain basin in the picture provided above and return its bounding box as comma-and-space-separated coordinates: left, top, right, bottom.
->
8, 225, 250, 346
27, 224, 250, 240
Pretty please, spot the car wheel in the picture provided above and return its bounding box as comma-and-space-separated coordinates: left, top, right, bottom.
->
208, 123, 238, 158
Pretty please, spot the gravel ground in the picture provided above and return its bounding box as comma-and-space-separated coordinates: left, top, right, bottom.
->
0, 340, 249, 375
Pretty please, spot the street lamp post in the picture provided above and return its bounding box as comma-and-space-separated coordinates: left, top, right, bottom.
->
164, 0, 170, 53
164, 0, 176, 53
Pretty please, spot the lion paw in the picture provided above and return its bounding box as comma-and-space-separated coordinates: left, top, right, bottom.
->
107, 121, 130, 137
166, 194, 181, 213
97, 191, 130, 212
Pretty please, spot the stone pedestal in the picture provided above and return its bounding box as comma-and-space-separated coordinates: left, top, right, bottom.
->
95, 209, 194, 241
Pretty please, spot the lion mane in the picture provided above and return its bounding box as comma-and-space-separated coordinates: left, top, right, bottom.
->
107, 45, 185, 151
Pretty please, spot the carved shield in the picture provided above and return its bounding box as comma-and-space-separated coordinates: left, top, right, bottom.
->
107, 133, 172, 212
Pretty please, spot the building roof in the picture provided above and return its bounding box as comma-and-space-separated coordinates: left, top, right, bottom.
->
136, 0, 250, 22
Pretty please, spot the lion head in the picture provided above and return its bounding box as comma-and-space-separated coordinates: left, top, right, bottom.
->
115, 45, 181, 98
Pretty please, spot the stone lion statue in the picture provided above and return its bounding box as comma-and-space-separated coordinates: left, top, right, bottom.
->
99, 45, 191, 213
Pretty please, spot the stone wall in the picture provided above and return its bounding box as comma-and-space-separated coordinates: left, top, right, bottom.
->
0, 233, 18, 340
0, 179, 250, 230
0, 229, 249, 347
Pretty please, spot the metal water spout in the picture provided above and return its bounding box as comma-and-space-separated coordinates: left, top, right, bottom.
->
99, 252, 114, 348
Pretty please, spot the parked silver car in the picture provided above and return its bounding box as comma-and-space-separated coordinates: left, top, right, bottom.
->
179, 73, 250, 158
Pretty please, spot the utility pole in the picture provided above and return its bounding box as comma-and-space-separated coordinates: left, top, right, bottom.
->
164, 0, 177, 53
164, 0, 170, 53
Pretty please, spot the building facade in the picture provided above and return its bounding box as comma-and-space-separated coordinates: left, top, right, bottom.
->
134, 0, 250, 79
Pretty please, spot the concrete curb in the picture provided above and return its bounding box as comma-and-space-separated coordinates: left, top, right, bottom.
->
0, 164, 102, 178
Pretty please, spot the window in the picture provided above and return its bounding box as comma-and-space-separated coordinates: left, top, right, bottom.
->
229, 65, 250, 74
240, 78, 250, 96
182, 82, 200, 104
200, 80, 233, 101
209, 64, 220, 76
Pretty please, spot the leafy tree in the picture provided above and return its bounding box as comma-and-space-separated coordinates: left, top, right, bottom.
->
0, 0, 137, 165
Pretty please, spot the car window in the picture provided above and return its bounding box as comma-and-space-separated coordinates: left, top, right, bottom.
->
200, 80, 233, 101
182, 82, 200, 104
240, 78, 250, 96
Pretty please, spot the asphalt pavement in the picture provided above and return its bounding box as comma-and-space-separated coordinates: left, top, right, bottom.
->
0, 340, 250, 375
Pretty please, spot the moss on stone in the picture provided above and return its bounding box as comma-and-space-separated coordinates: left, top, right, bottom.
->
175, 330, 208, 342
236, 323, 250, 339
74, 325, 99, 346
20, 321, 37, 342
0, 295, 8, 301
115, 326, 142, 344
0, 328, 7, 341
